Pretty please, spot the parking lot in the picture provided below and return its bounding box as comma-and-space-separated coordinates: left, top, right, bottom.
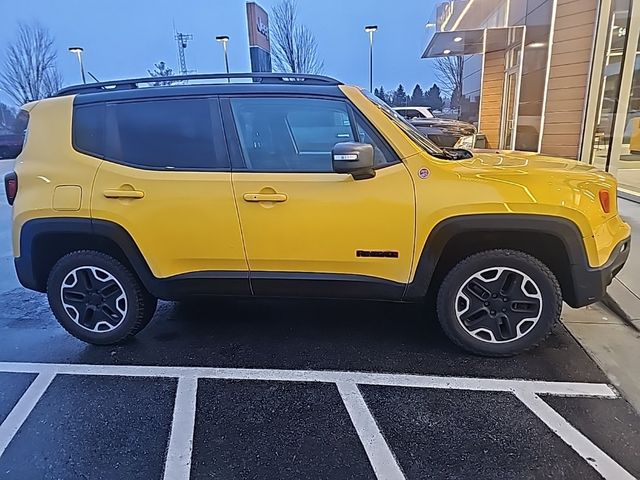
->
0, 290, 639, 480
0, 161, 639, 480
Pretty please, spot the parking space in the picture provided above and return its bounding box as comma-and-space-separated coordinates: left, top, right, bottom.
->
0, 289, 639, 479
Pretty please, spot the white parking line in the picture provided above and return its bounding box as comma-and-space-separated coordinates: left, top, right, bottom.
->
515, 391, 637, 480
0, 362, 618, 397
0, 371, 55, 458
163, 376, 198, 480
0, 362, 633, 480
337, 382, 405, 480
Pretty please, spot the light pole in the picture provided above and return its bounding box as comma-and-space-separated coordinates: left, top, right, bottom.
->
365, 25, 378, 92
68, 47, 86, 84
216, 35, 230, 82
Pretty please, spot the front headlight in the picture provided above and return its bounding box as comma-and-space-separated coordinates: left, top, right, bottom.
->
454, 134, 475, 149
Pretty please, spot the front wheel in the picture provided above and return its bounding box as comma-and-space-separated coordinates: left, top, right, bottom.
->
436, 249, 562, 357
47, 250, 157, 345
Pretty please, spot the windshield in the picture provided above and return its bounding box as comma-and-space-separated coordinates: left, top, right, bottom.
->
361, 90, 444, 156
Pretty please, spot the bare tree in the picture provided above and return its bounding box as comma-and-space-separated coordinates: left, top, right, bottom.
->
0, 22, 63, 105
433, 55, 464, 110
270, 0, 324, 75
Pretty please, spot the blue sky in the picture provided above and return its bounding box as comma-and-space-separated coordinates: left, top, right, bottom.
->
0, 0, 439, 105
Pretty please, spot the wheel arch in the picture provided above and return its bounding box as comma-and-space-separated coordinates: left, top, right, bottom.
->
15, 218, 156, 295
405, 214, 589, 307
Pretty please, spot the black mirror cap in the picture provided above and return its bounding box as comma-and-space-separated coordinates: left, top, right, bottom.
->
442, 147, 474, 160
332, 142, 376, 180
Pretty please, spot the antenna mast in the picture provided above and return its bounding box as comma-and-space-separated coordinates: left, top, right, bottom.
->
175, 32, 194, 75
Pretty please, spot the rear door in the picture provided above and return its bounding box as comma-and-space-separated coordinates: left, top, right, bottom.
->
88, 96, 248, 291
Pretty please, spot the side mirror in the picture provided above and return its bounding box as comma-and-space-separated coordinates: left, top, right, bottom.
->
442, 147, 474, 160
332, 142, 375, 180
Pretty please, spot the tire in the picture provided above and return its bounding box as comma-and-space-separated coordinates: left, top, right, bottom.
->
436, 249, 562, 357
47, 250, 157, 345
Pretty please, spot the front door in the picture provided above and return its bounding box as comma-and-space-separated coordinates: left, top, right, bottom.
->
90, 96, 248, 291
223, 95, 415, 299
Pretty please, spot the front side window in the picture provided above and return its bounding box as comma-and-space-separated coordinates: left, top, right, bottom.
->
230, 97, 395, 172
105, 98, 224, 170
231, 97, 354, 172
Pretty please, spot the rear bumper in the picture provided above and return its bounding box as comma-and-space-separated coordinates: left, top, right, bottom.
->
567, 236, 630, 308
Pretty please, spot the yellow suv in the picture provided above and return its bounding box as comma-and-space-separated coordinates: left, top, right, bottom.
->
5, 73, 631, 356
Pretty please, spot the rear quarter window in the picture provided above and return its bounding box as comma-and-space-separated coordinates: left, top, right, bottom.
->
73, 104, 106, 158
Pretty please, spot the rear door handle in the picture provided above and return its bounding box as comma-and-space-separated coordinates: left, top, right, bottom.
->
243, 193, 288, 202
103, 189, 145, 199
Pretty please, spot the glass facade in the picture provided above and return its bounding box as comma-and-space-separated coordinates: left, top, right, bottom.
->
588, 0, 640, 197
428, 0, 554, 151
426, 0, 640, 199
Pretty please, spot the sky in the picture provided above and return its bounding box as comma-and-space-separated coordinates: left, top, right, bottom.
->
0, 0, 440, 106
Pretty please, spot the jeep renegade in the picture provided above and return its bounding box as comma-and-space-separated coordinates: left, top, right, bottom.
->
5, 73, 631, 356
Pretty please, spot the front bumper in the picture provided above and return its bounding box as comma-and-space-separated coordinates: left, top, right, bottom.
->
568, 236, 631, 308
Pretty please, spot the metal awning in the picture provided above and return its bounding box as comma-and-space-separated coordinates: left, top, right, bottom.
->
422, 27, 524, 58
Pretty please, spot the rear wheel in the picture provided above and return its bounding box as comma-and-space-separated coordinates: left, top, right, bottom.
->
436, 249, 561, 357
47, 250, 157, 344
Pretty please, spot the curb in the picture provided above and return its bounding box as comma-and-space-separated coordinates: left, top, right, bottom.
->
601, 293, 640, 332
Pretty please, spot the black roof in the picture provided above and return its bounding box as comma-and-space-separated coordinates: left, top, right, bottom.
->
57, 73, 347, 105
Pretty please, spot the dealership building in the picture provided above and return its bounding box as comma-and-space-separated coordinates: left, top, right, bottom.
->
423, 0, 640, 199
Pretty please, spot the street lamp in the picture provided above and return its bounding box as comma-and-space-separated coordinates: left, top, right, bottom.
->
216, 35, 230, 82
364, 25, 378, 92
68, 47, 86, 84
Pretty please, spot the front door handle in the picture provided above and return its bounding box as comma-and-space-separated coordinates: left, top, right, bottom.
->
103, 189, 145, 199
243, 193, 288, 203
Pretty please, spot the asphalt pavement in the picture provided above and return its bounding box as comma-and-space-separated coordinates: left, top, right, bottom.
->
0, 292, 639, 480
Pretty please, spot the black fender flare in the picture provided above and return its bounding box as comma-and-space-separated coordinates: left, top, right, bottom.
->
403, 214, 590, 306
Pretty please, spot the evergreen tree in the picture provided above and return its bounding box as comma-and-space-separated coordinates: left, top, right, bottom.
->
424, 83, 444, 111
148, 61, 176, 86
392, 84, 408, 107
410, 84, 425, 106
375, 85, 388, 103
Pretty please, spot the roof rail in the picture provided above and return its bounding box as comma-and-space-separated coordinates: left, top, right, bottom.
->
55, 72, 343, 96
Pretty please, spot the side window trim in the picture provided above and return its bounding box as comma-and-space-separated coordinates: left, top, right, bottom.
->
220, 97, 247, 170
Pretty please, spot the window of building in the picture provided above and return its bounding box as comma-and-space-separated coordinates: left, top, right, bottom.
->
230, 97, 394, 172
605, 0, 640, 196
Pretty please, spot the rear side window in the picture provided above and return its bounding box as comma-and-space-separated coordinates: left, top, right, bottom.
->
0, 109, 29, 160
73, 98, 227, 170
74, 104, 105, 157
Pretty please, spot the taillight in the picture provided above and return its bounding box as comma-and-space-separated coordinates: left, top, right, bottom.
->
4, 172, 17, 206
599, 189, 611, 213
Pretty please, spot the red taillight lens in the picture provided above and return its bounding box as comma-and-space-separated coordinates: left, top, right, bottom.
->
599, 189, 611, 213
4, 172, 17, 206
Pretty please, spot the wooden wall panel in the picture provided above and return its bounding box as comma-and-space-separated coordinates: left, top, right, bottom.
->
479, 50, 505, 149
540, 0, 597, 158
